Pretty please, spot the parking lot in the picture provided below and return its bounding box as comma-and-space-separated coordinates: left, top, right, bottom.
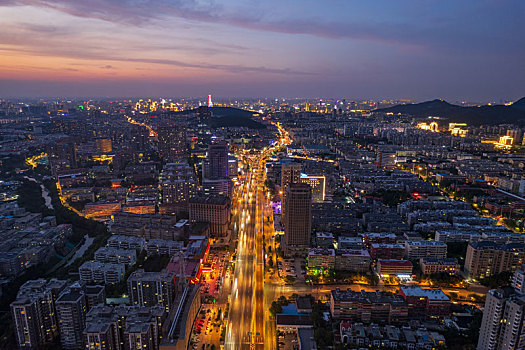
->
190, 306, 224, 350
277, 331, 299, 350
277, 257, 306, 284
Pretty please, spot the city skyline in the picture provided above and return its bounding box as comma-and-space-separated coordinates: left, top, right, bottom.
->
2, 1, 525, 349
0, 0, 524, 100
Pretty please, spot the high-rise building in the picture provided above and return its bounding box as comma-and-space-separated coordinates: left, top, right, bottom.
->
280, 160, 301, 189
160, 162, 197, 207
201, 142, 232, 196
189, 195, 231, 237
202, 178, 232, 196
124, 323, 155, 350
477, 286, 525, 350
299, 174, 325, 202
280, 160, 302, 225
11, 279, 67, 349
83, 305, 166, 350
56, 282, 88, 349
47, 138, 77, 170
127, 269, 175, 312
375, 151, 396, 169
465, 241, 525, 279
157, 124, 187, 161
206, 142, 229, 179
282, 183, 312, 256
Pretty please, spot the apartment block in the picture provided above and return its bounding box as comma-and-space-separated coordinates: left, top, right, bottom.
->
420, 258, 460, 275
465, 242, 525, 279
79, 261, 126, 284
404, 241, 447, 260
127, 269, 175, 312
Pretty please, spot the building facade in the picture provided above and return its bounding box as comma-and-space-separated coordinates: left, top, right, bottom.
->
404, 241, 447, 260
398, 286, 450, 320
127, 270, 175, 312
188, 195, 231, 237
56, 283, 88, 349
477, 287, 525, 350
11, 279, 67, 349
419, 258, 460, 275
282, 183, 312, 256
465, 242, 525, 279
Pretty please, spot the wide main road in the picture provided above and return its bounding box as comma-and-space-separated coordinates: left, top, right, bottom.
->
225, 170, 258, 350
253, 161, 265, 349
226, 122, 290, 349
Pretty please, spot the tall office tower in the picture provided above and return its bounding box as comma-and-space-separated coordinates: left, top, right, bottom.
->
299, 174, 326, 202
206, 142, 229, 179
202, 141, 232, 196
11, 279, 67, 349
280, 160, 302, 223
127, 269, 175, 312
283, 183, 312, 256
477, 286, 525, 350
157, 124, 187, 161
280, 160, 301, 189
56, 282, 88, 349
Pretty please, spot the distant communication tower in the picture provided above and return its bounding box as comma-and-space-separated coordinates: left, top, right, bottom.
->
208, 94, 213, 107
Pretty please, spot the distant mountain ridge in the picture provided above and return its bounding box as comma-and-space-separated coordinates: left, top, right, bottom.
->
375, 98, 525, 126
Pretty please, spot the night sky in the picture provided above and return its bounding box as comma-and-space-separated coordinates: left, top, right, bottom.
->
0, 0, 523, 101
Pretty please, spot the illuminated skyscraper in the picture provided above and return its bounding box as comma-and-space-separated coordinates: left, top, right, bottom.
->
282, 183, 312, 256
206, 142, 229, 179
281, 160, 301, 189
280, 159, 302, 223
299, 174, 326, 202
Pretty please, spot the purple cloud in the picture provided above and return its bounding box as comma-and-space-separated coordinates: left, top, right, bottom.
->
2, 0, 523, 55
